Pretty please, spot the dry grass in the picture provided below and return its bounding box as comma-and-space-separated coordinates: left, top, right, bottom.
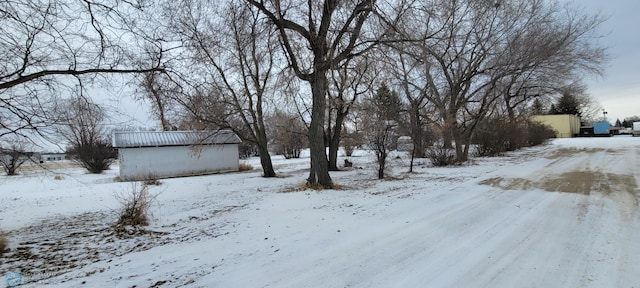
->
238, 162, 254, 172
144, 177, 162, 186
115, 184, 155, 231
0, 232, 8, 255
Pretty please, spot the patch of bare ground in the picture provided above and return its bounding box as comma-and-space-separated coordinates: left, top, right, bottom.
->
545, 148, 607, 160
479, 177, 535, 191
481, 172, 639, 204
0, 205, 242, 284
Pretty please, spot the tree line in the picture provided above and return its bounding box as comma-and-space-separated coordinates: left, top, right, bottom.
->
1, 0, 607, 185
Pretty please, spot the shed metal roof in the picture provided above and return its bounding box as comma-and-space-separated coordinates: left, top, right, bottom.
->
112, 130, 241, 148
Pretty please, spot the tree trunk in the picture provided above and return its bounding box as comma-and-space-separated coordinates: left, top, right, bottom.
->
307, 72, 334, 189
254, 117, 276, 177
327, 109, 346, 171
454, 130, 468, 162
409, 103, 425, 158
256, 141, 276, 177
442, 112, 454, 149
377, 151, 386, 179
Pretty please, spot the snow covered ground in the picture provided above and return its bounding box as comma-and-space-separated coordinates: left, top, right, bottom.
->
1, 137, 639, 287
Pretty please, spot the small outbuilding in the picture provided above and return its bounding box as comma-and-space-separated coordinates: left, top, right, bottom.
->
112, 130, 241, 181
531, 114, 581, 138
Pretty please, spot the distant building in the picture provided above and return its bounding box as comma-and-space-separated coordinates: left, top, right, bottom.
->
531, 114, 581, 138
41, 153, 67, 161
112, 130, 242, 181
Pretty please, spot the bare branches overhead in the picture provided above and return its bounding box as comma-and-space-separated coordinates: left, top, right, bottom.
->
1, 0, 167, 138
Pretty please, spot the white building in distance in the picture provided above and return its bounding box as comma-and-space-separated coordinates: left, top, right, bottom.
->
112, 130, 241, 181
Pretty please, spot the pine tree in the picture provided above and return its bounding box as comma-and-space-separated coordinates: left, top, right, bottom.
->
552, 92, 581, 116
372, 83, 402, 122
531, 98, 545, 115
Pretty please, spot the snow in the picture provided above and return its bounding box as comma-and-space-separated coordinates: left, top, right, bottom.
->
1, 137, 639, 287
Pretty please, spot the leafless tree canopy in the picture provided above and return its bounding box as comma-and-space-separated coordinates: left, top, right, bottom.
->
56, 96, 115, 173
379, 0, 606, 162
0, 136, 34, 175
1, 0, 166, 139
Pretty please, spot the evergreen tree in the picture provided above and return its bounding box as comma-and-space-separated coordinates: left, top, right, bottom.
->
531, 98, 545, 115
372, 83, 402, 122
552, 92, 581, 116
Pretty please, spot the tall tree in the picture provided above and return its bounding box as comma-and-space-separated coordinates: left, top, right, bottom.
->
365, 83, 401, 179
165, 1, 281, 177
552, 90, 582, 116
136, 72, 179, 131
246, 0, 385, 188
386, 0, 605, 162
326, 58, 373, 171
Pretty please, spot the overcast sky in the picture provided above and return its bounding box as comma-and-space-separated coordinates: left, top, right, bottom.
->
108, 0, 640, 128
575, 0, 640, 122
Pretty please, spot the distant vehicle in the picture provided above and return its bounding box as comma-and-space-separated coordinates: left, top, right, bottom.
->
633, 122, 640, 137
620, 127, 632, 135
593, 121, 611, 137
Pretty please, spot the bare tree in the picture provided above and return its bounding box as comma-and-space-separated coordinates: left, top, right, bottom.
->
386, 0, 605, 162
56, 96, 115, 173
326, 58, 373, 171
379, 45, 431, 159
162, 1, 281, 177
136, 72, 179, 131
364, 83, 402, 179
0, 137, 34, 176
246, 0, 387, 188
267, 110, 308, 159
1, 0, 166, 140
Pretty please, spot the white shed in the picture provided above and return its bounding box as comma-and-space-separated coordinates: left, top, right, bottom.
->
112, 130, 241, 181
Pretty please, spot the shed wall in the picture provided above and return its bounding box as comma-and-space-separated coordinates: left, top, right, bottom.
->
118, 144, 239, 180
531, 115, 580, 138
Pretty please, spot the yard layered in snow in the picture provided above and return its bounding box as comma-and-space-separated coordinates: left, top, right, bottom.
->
1, 137, 639, 287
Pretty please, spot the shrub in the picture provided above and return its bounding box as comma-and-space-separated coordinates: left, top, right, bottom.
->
426, 145, 456, 167
115, 184, 154, 229
66, 139, 117, 173
526, 122, 556, 146
341, 132, 361, 157
473, 118, 555, 157
474, 118, 527, 157
343, 145, 355, 157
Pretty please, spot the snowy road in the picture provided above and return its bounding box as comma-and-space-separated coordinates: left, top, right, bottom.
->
1, 137, 639, 287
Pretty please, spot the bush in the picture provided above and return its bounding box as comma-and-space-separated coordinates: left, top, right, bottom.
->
526, 122, 556, 146
474, 119, 526, 157
115, 184, 154, 229
67, 139, 117, 173
426, 145, 457, 167
343, 145, 355, 157
473, 118, 556, 157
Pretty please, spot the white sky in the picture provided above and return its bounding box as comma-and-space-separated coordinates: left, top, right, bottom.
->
575, 0, 640, 122
106, 1, 640, 128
